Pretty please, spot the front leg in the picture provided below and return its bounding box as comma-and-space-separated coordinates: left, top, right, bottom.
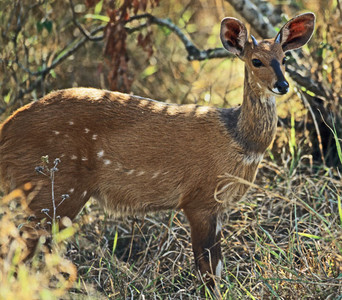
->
183, 209, 222, 291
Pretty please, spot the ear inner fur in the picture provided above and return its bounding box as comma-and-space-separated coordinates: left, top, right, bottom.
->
276, 13, 315, 51
220, 17, 247, 56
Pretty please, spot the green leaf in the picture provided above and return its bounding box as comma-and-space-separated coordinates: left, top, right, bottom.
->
36, 21, 44, 33
94, 0, 103, 15
338, 195, 342, 227
84, 13, 109, 23
43, 20, 53, 33
49, 69, 57, 79
182, 10, 193, 23
141, 65, 158, 79
36, 19, 53, 33
4, 91, 11, 103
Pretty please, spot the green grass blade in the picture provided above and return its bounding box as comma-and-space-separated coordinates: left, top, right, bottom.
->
338, 195, 342, 227
112, 230, 118, 257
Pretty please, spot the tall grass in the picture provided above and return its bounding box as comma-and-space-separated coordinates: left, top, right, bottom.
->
0, 158, 78, 300
1, 144, 342, 299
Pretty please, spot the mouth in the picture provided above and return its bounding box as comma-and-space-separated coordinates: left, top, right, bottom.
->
269, 87, 289, 95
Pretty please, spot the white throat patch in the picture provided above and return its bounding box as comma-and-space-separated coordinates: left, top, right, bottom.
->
260, 95, 276, 105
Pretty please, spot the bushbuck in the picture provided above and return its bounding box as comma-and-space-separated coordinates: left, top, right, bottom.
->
0, 13, 315, 292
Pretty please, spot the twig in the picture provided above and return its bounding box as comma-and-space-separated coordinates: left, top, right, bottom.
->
15, 24, 105, 100
69, 0, 104, 41
127, 13, 234, 61
50, 158, 60, 222
337, 0, 342, 18
300, 91, 326, 166
226, 0, 277, 38
285, 64, 328, 99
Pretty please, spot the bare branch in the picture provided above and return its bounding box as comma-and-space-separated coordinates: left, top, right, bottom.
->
249, 0, 282, 26
69, 0, 104, 41
45, 25, 105, 74
127, 13, 234, 61
285, 64, 328, 99
15, 24, 105, 101
226, 0, 277, 38
337, 0, 342, 17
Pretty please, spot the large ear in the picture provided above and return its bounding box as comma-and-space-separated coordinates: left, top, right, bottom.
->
275, 13, 315, 52
220, 17, 248, 56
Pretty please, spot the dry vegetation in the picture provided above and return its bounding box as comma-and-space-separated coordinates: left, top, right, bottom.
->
1, 0, 342, 299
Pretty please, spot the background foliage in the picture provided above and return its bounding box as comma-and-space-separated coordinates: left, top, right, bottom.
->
0, 0, 342, 299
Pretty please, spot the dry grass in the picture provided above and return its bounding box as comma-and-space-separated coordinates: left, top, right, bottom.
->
1, 137, 342, 299
0, 146, 334, 299
0, 189, 77, 300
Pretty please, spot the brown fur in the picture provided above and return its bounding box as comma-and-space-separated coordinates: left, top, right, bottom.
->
0, 13, 315, 293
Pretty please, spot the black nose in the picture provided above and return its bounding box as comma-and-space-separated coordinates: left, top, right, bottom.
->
274, 80, 289, 94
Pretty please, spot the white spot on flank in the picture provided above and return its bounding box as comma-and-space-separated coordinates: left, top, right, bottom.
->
243, 153, 264, 165
104, 159, 112, 165
92, 134, 98, 140
81, 157, 88, 161
126, 169, 134, 175
53, 130, 60, 135
137, 171, 145, 176
152, 171, 160, 179
82, 190, 87, 198
71, 155, 77, 160
68, 121, 74, 125
84, 128, 90, 133
97, 150, 104, 158
69, 188, 75, 193
215, 260, 223, 277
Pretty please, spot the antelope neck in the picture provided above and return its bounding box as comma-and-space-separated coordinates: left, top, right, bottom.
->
221, 67, 278, 154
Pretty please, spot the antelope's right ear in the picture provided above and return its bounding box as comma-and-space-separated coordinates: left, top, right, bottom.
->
220, 17, 248, 57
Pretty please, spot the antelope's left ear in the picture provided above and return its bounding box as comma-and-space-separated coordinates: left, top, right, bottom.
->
275, 13, 315, 52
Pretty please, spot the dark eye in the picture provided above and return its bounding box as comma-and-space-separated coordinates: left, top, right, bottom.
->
282, 57, 287, 65
252, 59, 263, 67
